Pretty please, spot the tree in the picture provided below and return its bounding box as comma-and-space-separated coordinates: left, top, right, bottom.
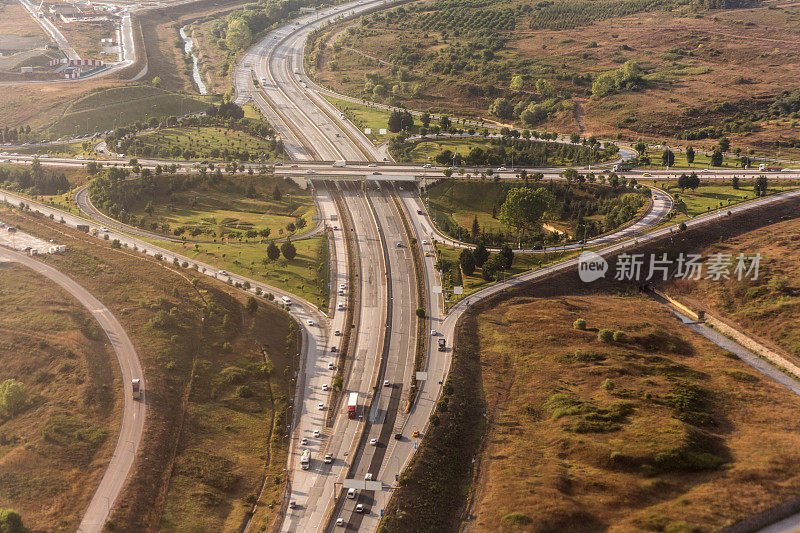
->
0, 379, 29, 417
272, 185, 282, 201
732, 176, 740, 189
499, 244, 514, 269
754, 175, 768, 196
711, 150, 723, 167
474, 243, 489, 267
434, 257, 451, 273
510, 75, 524, 91
439, 115, 451, 131
226, 18, 252, 51
489, 98, 513, 120
718, 137, 730, 153
421, 112, 431, 128
266, 241, 280, 261
535, 78, 554, 97
561, 168, 579, 182
662, 148, 675, 167
498, 187, 552, 240
686, 146, 695, 166
281, 240, 296, 260
387, 110, 404, 133
246, 296, 258, 314
471, 215, 480, 239
459, 248, 476, 276
0, 509, 26, 533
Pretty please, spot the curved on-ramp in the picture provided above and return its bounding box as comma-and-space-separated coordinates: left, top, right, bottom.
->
0, 247, 144, 533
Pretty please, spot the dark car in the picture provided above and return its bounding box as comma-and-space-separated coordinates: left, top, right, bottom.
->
394, 433, 402, 440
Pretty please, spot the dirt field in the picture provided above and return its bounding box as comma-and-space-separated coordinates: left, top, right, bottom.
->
313, 0, 800, 156
467, 292, 800, 532
0, 204, 297, 530
0, 262, 119, 531
0, 2, 49, 44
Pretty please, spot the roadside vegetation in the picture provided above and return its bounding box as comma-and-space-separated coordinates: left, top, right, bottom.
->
426, 178, 648, 246
0, 203, 298, 531
384, 287, 800, 531
0, 264, 119, 531
310, 0, 800, 158
669, 211, 800, 361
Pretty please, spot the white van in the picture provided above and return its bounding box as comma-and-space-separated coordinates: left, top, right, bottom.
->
337, 302, 344, 311
282, 296, 292, 306
347, 488, 357, 499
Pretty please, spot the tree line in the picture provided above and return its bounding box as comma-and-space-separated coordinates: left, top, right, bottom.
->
0, 159, 70, 196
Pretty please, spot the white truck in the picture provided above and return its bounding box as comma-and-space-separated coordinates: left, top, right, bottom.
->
281, 296, 292, 306
333, 160, 347, 168
300, 449, 311, 470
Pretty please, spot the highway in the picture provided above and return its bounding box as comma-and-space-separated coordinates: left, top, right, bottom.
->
0, 246, 144, 533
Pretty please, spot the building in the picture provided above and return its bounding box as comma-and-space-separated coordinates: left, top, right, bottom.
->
48, 3, 82, 17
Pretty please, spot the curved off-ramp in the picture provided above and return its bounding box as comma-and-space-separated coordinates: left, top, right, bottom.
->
0, 246, 145, 533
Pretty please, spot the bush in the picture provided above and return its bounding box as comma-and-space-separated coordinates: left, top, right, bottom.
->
598, 329, 614, 343
0, 379, 29, 418
148, 310, 176, 330
602, 379, 615, 391
613, 330, 626, 342
501, 512, 532, 526
416, 308, 426, 319
0, 509, 26, 533
235, 385, 254, 398
573, 318, 587, 330
111, 239, 121, 249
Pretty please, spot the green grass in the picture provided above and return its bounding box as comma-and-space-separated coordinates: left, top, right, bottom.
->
150, 236, 330, 308
131, 126, 279, 161
639, 149, 768, 170
434, 244, 576, 303
650, 181, 800, 227
42, 85, 214, 139
323, 95, 396, 144
408, 138, 493, 164
13, 142, 91, 158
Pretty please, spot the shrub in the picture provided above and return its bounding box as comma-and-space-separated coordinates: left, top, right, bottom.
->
501, 512, 532, 526
416, 308, 426, 319
0, 379, 29, 417
235, 385, 254, 398
602, 379, 615, 391
613, 330, 626, 342
148, 310, 176, 330
573, 318, 587, 330
598, 329, 614, 343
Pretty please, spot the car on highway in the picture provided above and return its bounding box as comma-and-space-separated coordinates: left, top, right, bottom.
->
300, 437, 308, 445
324, 453, 333, 463
702, 168, 710, 172
497, 166, 507, 171
338, 302, 344, 310
372, 171, 381, 175
424, 251, 431, 257
383, 379, 390, 387
218, 270, 229, 277
260, 77, 267, 85
100, 226, 110, 232
313, 429, 320, 438
322, 383, 329, 391
289, 500, 297, 509
317, 402, 324, 410
331, 345, 337, 352
334, 329, 341, 336
412, 430, 420, 437
396, 242, 403, 247
394, 432, 403, 439
306, 169, 316, 174
347, 488, 357, 499
291, 164, 299, 168
367, 163, 377, 167
431, 329, 438, 336
306, 319, 314, 326
337, 517, 345, 526
328, 362, 335, 370
423, 163, 432, 168
356, 504, 365, 514
422, 239, 429, 245
369, 438, 377, 446
340, 283, 346, 289
365, 472, 373, 480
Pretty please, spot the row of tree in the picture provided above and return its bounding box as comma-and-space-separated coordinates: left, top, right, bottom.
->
0, 160, 70, 195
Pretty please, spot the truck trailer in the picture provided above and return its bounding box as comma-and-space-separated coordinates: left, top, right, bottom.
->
347, 392, 358, 419
300, 449, 311, 470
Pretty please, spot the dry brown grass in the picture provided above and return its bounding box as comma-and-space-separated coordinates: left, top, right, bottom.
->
314, 0, 800, 155
57, 20, 117, 61
0, 263, 119, 531
469, 292, 800, 532
0, 204, 296, 530
0, 2, 49, 40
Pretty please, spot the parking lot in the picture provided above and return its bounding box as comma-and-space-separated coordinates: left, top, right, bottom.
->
0, 220, 63, 254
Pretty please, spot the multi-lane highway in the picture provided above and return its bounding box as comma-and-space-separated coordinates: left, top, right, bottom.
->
0, 246, 144, 533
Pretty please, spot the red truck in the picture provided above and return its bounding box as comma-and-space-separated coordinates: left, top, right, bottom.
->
347, 392, 358, 419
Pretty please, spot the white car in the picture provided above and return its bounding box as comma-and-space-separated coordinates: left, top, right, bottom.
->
355, 503, 364, 513
334, 329, 341, 336
328, 362, 335, 370
337, 517, 345, 526
339, 283, 346, 290
369, 438, 377, 446
324, 453, 333, 463
100, 226, 109, 232
423, 163, 432, 168
260, 77, 267, 85
322, 383, 329, 391
301, 437, 308, 445
218, 270, 229, 277
497, 167, 507, 171
306, 169, 316, 174
368, 163, 377, 167
383, 380, 390, 387
365, 472, 373, 480
422, 239, 429, 245
313, 429, 320, 438
431, 329, 438, 336
306, 319, 314, 326
338, 302, 344, 310
317, 402, 324, 410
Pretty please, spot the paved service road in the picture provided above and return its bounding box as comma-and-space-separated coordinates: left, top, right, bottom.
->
0, 247, 144, 533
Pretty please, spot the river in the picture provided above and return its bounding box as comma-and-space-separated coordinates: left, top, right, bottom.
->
179, 25, 208, 95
